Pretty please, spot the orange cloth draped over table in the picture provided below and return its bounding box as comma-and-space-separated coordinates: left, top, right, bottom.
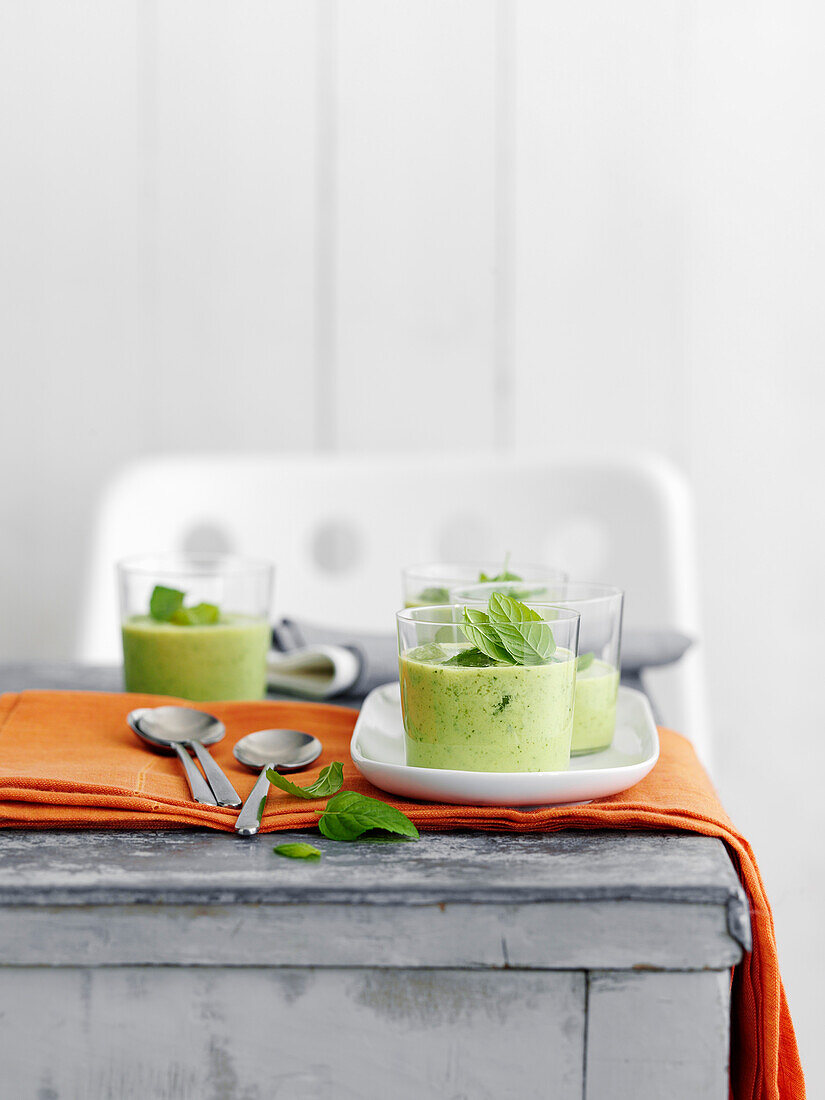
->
0, 689, 804, 1099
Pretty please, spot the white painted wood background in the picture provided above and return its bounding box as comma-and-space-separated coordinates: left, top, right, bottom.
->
0, 1, 823, 1091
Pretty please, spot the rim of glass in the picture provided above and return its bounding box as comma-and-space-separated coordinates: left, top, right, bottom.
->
396, 602, 582, 628
117, 552, 274, 578
452, 579, 623, 605
403, 561, 568, 583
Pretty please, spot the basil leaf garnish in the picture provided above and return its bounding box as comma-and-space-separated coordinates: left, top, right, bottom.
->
149, 585, 185, 622
416, 586, 451, 604
317, 791, 419, 842
462, 608, 513, 662
265, 762, 344, 800
577, 652, 595, 672
487, 592, 556, 664
170, 602, 219, 626
478, 553, 522, 584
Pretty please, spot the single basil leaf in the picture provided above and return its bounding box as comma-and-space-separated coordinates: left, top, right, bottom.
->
577, 652, 595, 672
317, 791, 419, 842
416, 586, 450, 604
170, 602, 220, 626
265, 761, 344, 800
487, 593, 556, 665
149, 585, 185, 621
443, 647, 497, 667
274, 842, 321, 861
462, 608, 514, 663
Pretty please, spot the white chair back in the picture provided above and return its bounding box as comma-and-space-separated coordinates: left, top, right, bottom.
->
80, 452, 710, 762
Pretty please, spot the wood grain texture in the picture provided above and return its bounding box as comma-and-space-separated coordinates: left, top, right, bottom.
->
0, 966, 585, 1100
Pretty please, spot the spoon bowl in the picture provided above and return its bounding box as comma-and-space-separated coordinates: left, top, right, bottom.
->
232, 729, 323, 838
133, 705, 225, 747
233, 729, 322, 773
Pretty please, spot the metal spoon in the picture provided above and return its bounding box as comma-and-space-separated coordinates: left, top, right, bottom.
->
128, 706, 242, 808
233, 729, 322, 838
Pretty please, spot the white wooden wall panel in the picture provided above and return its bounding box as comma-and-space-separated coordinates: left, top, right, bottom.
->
513, 0, 687, 462
149, 0, 317, 450
0, 1, 139, 658
334, 0, 499, 450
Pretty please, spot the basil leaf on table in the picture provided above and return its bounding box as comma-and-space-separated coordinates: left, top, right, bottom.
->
317, 791, 419, 842
149, 585, 185, 622
274, 842, 322, 861
265, 761, 344, 800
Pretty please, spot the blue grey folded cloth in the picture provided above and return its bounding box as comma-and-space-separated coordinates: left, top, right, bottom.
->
271, 619, 692, 703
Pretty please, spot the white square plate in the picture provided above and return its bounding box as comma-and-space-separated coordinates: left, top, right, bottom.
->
351, 683, 659, 806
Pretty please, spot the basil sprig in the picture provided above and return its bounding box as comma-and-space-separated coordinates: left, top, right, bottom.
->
265, 764, 419, 847
478, 552, 522, 584
457, 592, 556, 666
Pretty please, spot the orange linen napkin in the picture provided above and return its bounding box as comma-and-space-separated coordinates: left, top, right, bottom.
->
0, 690, 804, 1099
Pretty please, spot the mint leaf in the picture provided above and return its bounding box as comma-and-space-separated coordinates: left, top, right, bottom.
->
266, 762, 344, 800
170, 602, 220, 626
462, 608, 513, 662
443, 647, 497, 667
577, 652, 595, 672
416, 586, 450, 604
274, 842, 321, 861
149, 585, 185, 621
317, 791, 419, 842
487, 592, 556, 664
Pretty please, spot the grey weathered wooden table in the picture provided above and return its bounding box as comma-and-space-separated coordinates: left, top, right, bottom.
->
0, 665, 750, 1100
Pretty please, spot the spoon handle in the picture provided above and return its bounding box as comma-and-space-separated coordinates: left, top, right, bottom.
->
189, 742, 242, 808
235, 767, 271, 837
173, 743, 218, 805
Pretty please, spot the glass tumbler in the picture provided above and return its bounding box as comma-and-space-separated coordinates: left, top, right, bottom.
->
397, 602, 580, 772
118, 553, 274, 701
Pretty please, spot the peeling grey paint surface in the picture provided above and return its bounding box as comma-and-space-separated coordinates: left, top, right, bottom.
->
0, 830, 748, 915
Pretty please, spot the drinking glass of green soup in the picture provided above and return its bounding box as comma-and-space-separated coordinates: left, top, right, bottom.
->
454, 580, 624, 756
401, 560, 567, 609
119, 554, 273, 701
397, 598, 580, 773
